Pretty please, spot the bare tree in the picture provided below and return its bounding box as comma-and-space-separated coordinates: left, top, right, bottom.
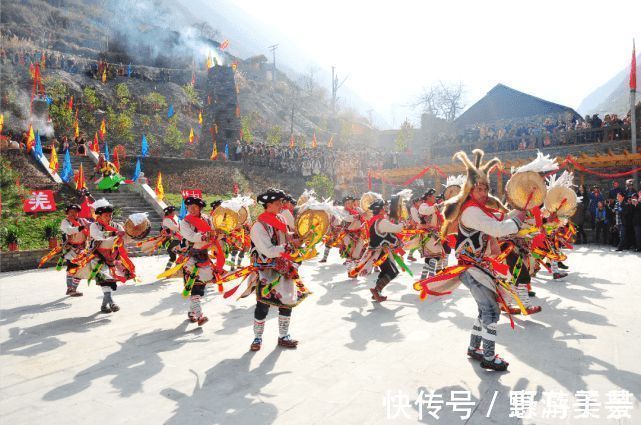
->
438, 82, 465, 121
299, 65, 320, 98
412, 82, 465, 121
331, 66, 348, 116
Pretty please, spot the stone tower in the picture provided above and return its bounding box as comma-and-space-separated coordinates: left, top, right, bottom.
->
198, 65, 241, 159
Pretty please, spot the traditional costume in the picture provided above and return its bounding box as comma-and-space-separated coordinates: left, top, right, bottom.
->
417, 189, 448, 280
414, 150, 527, 371
71, 199, 136, 313
340, 195, 368, 265
59, 204, 89, 296
319, 201, 343, 263
248, 188, 311, 351
179, 196, 225, 326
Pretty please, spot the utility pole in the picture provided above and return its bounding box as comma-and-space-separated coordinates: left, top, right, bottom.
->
630, 39, 637, 185
331, 66, 348, 116
268, 44, 279, 82
290, 104, 295, 136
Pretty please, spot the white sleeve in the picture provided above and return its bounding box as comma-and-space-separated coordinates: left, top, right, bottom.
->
460, 206, 519, 238
410, 207, 421, 223
418, 203, 436, 216
90, 222, 117, 242
343, 214, 355, 223
179, 220, 204, 243
377, 219, 404, 234
162, 218, 180, 233
250, 223, 286, 258
60, 219, 81, 235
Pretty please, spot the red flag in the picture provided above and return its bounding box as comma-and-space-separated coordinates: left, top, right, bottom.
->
99, 119, 106, 140
327, 136, 334, 148
68, 96, 74, 110
631, 39, 637, 91
75, 164, 86, 190
92, 132, 100, 152
311, 132, 317, 149
113, 149, 120, 172
289, 134, 295, 149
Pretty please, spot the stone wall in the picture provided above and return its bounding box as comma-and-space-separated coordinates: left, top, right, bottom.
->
0, 249, 55, 272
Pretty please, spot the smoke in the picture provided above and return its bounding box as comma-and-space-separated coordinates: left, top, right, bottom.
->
2, 89, 55, 138
104, 0, 227, 68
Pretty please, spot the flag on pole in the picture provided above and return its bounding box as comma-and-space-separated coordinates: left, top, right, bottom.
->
327, 135, 334, 148
225, 143, 229, 159
33, 130, 44, 159
311, 132, 317, 149
60, 150, 73, 182
155, 171, 165, 201
141, 134, 149, 157
0, 113, 3, 133
68, 96, 74, 110
211, 142, 218, 160
289, 134, 295, 149
631, 39, 637, 91
74, 120, 79, 138
113, 149, 120, 172
189, 128, 195, 144
49, 145, 59, 173
179, 198, 187, 219
92, 132, 100, 152
102, 68, 107, 83
99, 119, 106, 140
198, 111, 203, 125
206, 52, 213, 69
132, 157, 142, 181
104, 139, 110, 162
26, 124, 35, 153
127, 63, 132, 77
168, 104, 175, 118
75, 164, 86, 190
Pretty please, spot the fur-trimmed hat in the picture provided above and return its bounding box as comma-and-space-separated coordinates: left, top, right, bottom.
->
210, 200, 223, 209
184, 196, 206, 208
257, 188, 287, 207
440, 149, 502, 235
65, 204, 81, 213
163, 205, 177, 215
342, 195, 356, 205
91, 199, 114, 215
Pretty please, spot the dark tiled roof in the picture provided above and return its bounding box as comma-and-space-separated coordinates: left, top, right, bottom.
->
454, 84, 581, 127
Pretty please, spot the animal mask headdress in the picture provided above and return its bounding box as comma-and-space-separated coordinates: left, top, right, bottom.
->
440, 149, 503, 236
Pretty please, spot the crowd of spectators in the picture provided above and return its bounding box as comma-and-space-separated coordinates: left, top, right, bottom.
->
431, 111, 636, 159
238, 141, 400, 183
573, 180, 641, 253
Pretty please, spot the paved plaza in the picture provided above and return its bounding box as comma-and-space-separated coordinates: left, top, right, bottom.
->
1, 246, 640, 424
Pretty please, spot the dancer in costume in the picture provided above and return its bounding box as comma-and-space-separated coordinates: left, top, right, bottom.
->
404, 197, 422, 262
95, 160, 125, 192
249, 188, 311, 351
417, 188, 448, 280
60, 204, 89, 296
78, 199, 136, 313
161, 206, 184, 271
319, 201, 343, 263
340, 195, 367, 266
279, 194, 297, 232
414, 150, 527, 371
179, 196, 224, 326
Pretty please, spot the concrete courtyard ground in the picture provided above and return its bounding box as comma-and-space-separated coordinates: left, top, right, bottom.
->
1, 245, 640, 424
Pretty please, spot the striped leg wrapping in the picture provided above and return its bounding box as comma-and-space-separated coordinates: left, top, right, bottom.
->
482, 322, 497, 360
101, 286, 113, 306
278, 315, 291, 338
321, 246, 331, 261
470, 318, 482, 349
189, 295, 202, 318
516, 284, 531, 308
551, 261, 559, 273
253, 319, 265, 339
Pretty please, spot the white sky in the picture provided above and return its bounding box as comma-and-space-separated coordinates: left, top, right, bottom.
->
234, 0, 640, 127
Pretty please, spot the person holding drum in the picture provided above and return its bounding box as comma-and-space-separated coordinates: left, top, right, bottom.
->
248, 188, 310, 351
179, 196, 222, 326
60, 204, 90, 297
417, 188, 448, 280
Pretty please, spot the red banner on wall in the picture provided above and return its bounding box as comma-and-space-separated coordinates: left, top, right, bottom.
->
181, 189, 203, 199
23, 190, 57, 213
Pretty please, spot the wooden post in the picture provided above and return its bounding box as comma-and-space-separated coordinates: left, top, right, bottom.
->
497, 167, 504, 198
